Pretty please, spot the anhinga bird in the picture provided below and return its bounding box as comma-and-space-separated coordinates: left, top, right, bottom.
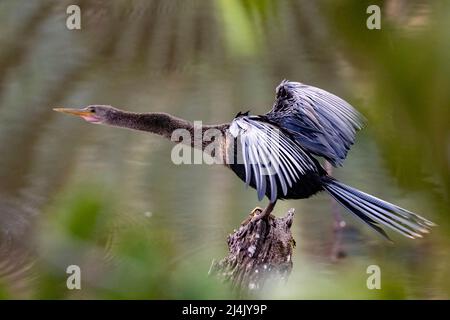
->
54, 80, 435, 240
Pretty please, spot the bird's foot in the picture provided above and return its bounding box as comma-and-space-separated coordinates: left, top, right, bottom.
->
250, 206, 263, 216
241, 207, 263, 225
251, 207, 273, 223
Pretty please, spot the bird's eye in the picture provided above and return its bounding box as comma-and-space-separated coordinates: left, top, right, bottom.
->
88, 107, 96, 113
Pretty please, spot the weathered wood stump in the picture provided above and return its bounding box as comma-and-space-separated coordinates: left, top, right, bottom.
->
209, 208, 296, 293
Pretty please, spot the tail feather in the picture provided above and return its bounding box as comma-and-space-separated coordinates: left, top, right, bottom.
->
323, 178, 435, 240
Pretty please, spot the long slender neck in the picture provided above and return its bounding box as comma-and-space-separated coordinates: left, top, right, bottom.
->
106, 110, 228, 150
107, 111, 191, 139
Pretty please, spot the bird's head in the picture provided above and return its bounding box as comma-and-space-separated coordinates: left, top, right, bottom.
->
53, 105, 119, 124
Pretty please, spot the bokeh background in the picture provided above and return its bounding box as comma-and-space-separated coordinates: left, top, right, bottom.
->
0, 0, 448, 299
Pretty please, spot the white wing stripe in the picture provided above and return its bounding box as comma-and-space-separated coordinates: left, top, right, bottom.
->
232, 116, 318, 202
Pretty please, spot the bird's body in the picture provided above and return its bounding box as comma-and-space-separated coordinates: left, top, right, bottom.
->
228, 156, 325, 201
54, 80, 435, 240
225, 120, 326, 201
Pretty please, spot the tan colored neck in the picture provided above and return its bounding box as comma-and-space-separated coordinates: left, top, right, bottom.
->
106, 110, 228, 152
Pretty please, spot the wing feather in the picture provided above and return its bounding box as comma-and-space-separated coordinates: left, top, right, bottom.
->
229, 116, 318, 202
267, 80, 365, 166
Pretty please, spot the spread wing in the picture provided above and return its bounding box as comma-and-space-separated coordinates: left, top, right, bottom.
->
266, 80, 365, 166
229, 115, 318, 202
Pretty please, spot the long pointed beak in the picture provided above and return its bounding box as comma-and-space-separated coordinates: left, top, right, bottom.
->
53, 107, 91, 117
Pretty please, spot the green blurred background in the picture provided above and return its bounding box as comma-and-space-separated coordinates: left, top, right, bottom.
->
0, 0, 448, 299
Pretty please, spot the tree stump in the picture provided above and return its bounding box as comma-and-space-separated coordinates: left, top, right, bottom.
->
209, 208, 296, 294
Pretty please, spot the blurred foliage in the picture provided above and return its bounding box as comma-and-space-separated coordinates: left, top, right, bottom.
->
323, 0, 449, 210
31, 183, 233, 299
0, 0, 448, 299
